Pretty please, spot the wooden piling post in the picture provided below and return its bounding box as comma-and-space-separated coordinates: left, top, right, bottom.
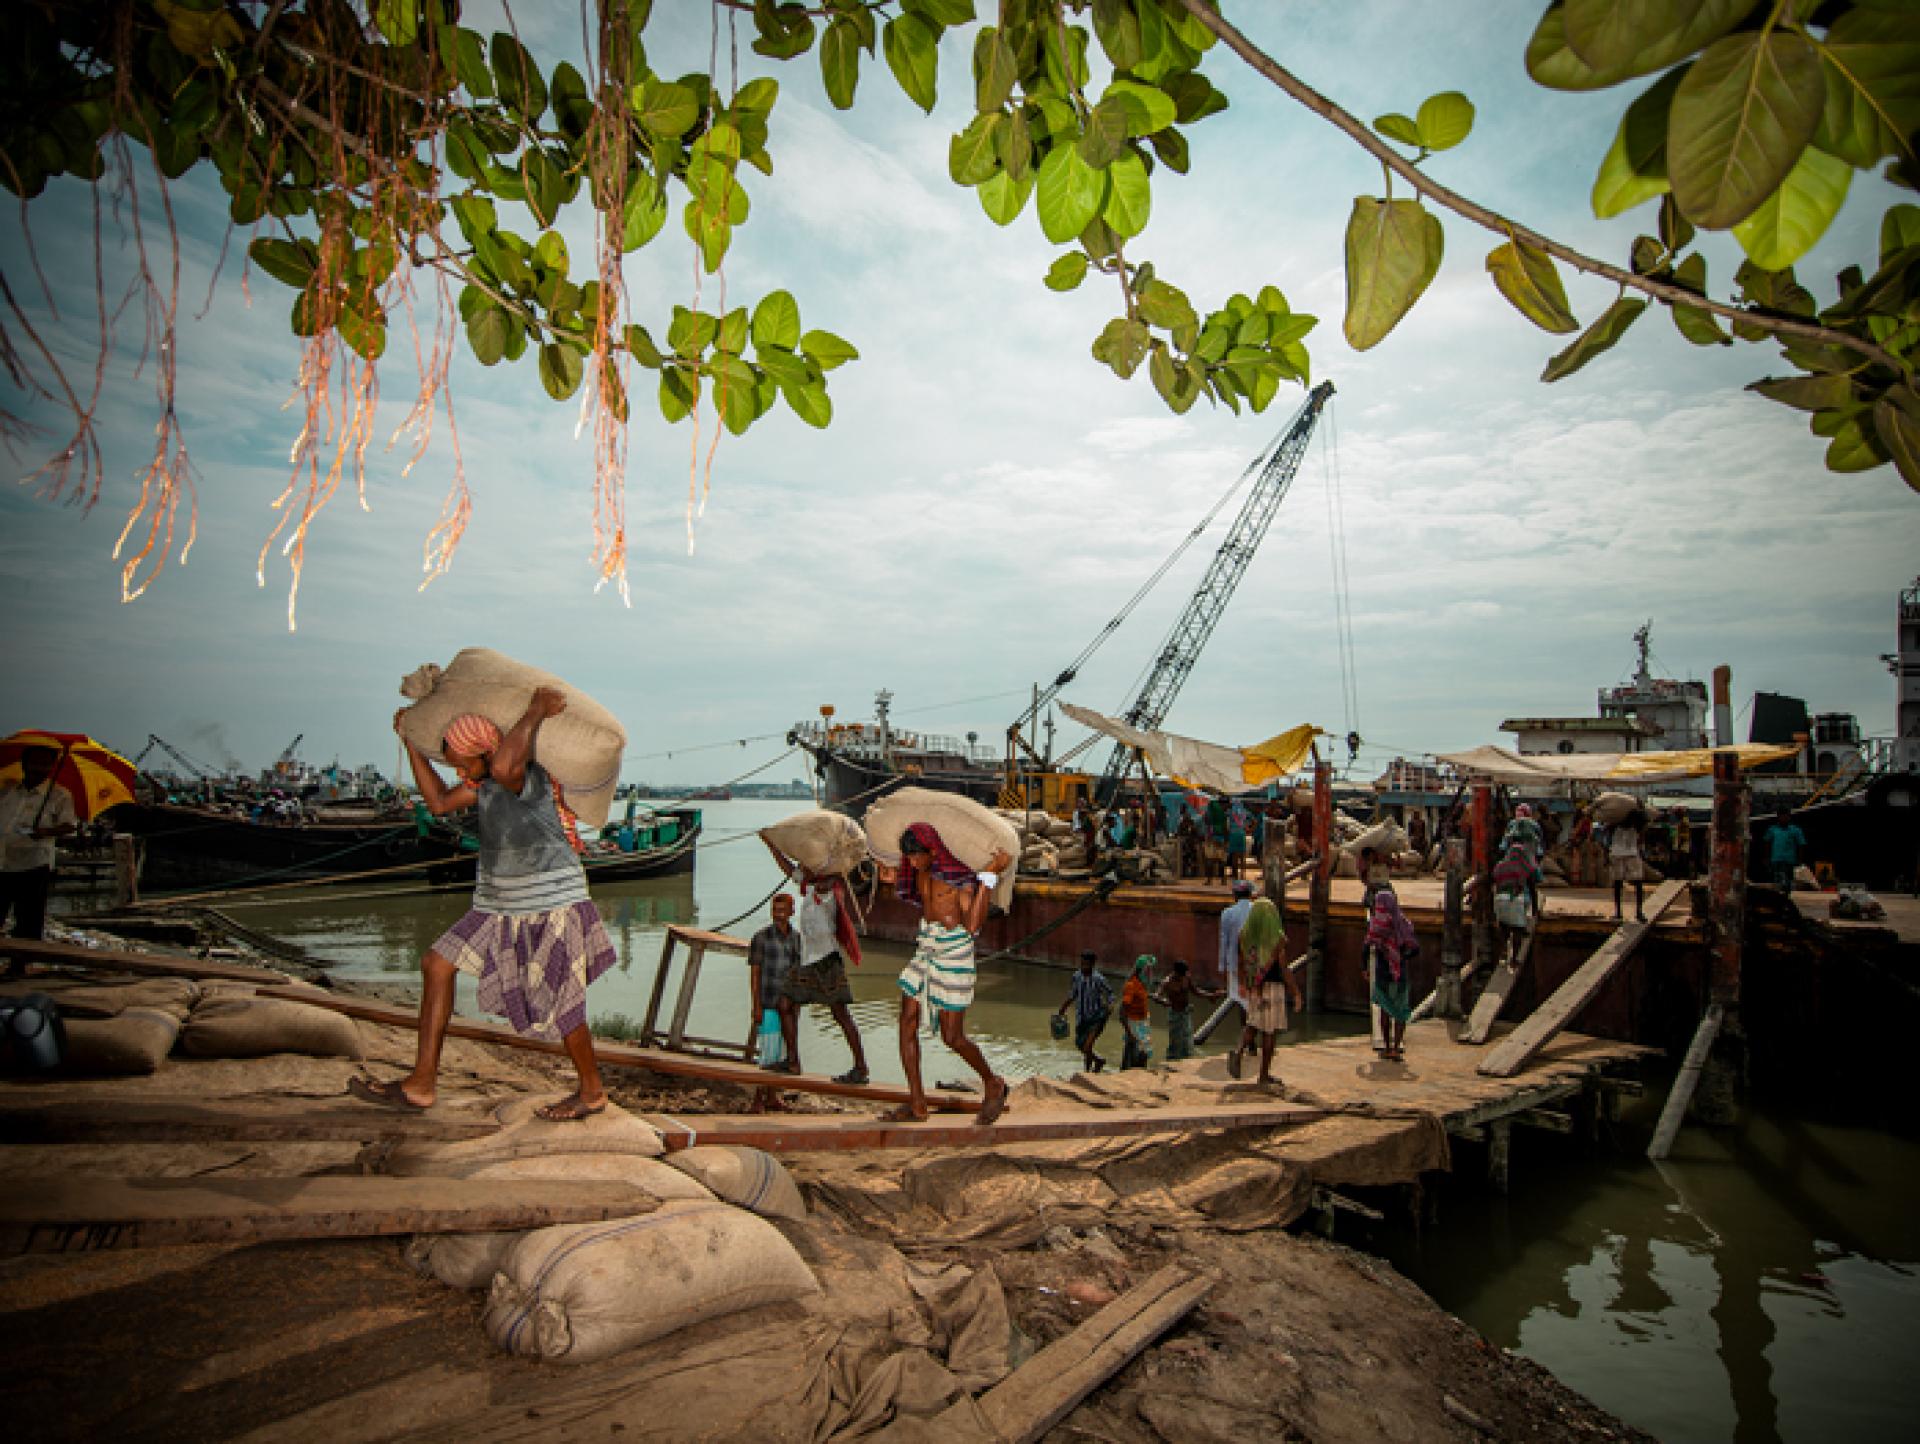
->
1469, 783, 1495, 978
111, 835, 138, 908
1487, 1118, 1512, 1195
1648, 753, 1750, 1157
1438, 836, 1466, 1018
1305, 759, 1333, 1012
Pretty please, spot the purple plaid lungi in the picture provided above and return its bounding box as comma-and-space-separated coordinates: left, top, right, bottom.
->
432, 898, 615, 1040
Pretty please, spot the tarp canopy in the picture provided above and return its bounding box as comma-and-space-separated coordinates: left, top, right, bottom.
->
1061, 703, 1323, 794
1435, 742, 1802, 787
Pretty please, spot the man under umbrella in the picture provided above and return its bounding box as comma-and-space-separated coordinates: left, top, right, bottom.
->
0, 746, 79, 955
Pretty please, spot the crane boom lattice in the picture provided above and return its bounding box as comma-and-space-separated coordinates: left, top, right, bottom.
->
1095, 381, 1334, 805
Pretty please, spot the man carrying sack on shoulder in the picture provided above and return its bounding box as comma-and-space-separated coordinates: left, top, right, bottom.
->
351, 688, 615, 1122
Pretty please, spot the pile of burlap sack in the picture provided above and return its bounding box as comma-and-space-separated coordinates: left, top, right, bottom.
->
992, 809, 1179, 883
0, 975, 365, 1076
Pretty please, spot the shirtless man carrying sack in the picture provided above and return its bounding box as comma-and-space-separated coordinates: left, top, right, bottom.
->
879, 822, 1014, 1126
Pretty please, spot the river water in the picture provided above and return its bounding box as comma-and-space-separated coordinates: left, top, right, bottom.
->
211, 800, 1916, 1443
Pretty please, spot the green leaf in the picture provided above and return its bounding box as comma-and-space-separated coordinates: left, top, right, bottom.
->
1079, 99, 1130, 169
248, 238, 315, 290
909, 0, 975, 24
635, 79, 701, 136
1372, 113, 1422, 147
1104, 80, 1179, 137
1812, 10, 1920, 170
756, 349, 811, 389
1873, 386, 1920, 491
800, 329, 859, 370
1826, 412, 1890, 472
1092, 317, 1151, 379
949, 114, 1003, 186
1149, 344, 1200, 414
1659, 195, 1695, 254
997, 107, 1034, 183
883, 14, 939, 114
1669, 253, 1729, 346
466, 303, 510, 366
373, 0, 421, 49
550, 61, 594, 140
453, 28, 494, 98
977, 167, 1035, 226
1731, 144, 1852, 271
1485, 237, 1579, 334
751, 290, 802, 351
491, 32, 548, 123
1342, 197, 1444, 352
1561, 0, 1752, 80
623, 174, 667, 251
684, 201, 731, 273
821, 17, 861, 109
338, 307, 386, 362
784, 379, 833, 428
1883, 205, 1920, 265
1137, 277, 1196, 331
1749, 373, 1855, 412
733, 77, 780, 116
1103, 151, 1151, 238
1045, 252, 1090, 292
974, 26, 1017, 112
1091, 0, 1144, 72
1541, 297, 1648, 381
539, 343, 584, 401
1416, 91, 1475, 152
659, 367, 697, 424
669, 305, 718, 358
625, 324, 663, 368
1668, 31, 1826, 230
1035, 143, 1107, 245
1592, 68, 1684, 218
535, 230, 568, 276
717, 306, 749, 355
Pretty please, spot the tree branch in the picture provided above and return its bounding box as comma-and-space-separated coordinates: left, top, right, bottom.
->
1173, 0, 1905, 376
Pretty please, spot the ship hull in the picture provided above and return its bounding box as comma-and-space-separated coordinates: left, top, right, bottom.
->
802, 744, 1003, 818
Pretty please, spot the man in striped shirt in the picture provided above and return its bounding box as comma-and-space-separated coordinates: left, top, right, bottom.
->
881, 822, 1014, 1126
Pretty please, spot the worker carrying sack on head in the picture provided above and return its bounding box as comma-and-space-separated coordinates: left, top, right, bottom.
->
353, 670, 621, 1124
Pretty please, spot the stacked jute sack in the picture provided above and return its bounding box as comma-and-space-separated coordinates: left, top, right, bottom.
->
0, 976, 364, 1075
865, 788, 1020, 908
995, 808, 1079, 875
397, 648, 626, 829
1333, 814, 1423, 879
759, 808, 867, 877
388, 1099, 818, 1365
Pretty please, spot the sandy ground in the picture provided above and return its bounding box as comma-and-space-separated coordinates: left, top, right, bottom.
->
0, 942, 1652, 1443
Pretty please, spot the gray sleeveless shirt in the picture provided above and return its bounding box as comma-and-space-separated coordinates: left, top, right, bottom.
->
472, 761, 589, 915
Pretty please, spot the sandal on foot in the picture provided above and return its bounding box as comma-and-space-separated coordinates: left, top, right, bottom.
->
833, 1068, 871, 1086
349, 1076, 429, 1112
535, 1093, 609, 1123
879, 1105, 928, 1124
975, 1080, 1011, 1126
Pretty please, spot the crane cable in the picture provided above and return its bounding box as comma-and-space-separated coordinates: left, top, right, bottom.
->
1322, 399, 1362, 748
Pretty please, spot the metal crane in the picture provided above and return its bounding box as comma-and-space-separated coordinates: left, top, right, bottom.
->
1091, 380, 1334, 804
271, 734, 304, 776
133, 734, 217, 779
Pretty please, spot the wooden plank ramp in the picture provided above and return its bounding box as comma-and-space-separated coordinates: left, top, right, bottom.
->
1647, 1002, 1724, 1161
648, 1101, 1328, 1154
257, 986, 981, 1115
1478, 879, 1687, 1076
1457, 932, 1535, 1046
937, 1264, 1214, 1443
0, 1095, 501, 1145
0, 1176, 653, 1255
0, 935, 294, 985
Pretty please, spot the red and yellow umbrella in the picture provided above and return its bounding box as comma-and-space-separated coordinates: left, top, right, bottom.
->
0, 730, 139, 822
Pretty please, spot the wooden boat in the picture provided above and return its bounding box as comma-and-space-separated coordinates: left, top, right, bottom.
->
420, 808, 702, 890
114, 800, 465, 891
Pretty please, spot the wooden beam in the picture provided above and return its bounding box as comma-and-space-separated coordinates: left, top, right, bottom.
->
1469, 784, 1496, 977
0, 936, 293, 986
1457, 931, 1534, 1046
941, 1265, 1214, 1444
1514, 1108, 1573, 1134
255, 987, 981, 1114
0, 1095, 501, 1146
1476, 879, 1686, 1077
645, 1101, 1329, 1155
1647, 1002, 1725, 1162
1305, 760, 1332, 1011
664, 924, 751, 954
0, 1175, 654, 1254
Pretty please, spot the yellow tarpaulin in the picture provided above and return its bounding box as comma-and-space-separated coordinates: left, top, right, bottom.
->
1060, 703, 1324, 793
1435, 742, 1802, 787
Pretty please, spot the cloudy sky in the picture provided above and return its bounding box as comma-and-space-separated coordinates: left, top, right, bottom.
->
2, 1, 1914, 787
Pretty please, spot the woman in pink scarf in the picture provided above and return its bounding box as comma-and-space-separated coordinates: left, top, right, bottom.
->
1366, 887, 1419, 1062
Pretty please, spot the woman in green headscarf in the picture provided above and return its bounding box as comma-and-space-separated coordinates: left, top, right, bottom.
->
1237, 896, 1303, 1086
1120, 954, 1155, 1069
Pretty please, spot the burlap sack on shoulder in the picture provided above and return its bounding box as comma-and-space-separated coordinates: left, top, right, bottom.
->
760, 809, 867, 878
863, 788, 1019, 910
397, 648, 626, 828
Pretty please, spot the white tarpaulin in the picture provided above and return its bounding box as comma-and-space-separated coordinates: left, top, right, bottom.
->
1060, 703, 1320, 793
1436, 742, 1801, 787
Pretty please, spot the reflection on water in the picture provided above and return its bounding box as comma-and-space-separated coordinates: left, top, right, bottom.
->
1369, 1091, 1920, 1444
221, 800, 1919, 1442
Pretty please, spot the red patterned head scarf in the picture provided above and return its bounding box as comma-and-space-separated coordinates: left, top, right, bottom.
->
442, 713, 502, 758
895, 822, 975, 902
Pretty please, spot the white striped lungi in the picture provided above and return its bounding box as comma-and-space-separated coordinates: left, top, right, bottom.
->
897, 920, 976, 1014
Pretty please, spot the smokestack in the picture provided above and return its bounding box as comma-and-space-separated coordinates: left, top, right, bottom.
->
1712, 665, 1734, 747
